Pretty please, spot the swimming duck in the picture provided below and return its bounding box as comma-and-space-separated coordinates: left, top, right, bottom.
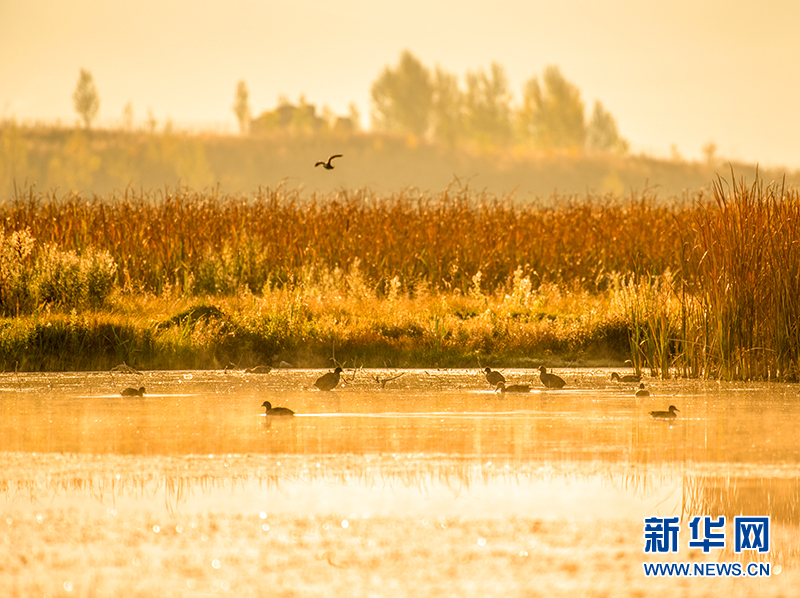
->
538, 366, 566, 389
245, 365, 272, 374
111, 362, 140, 374
262, 401, 294, 417
314, 366, 343, 391
495, 381, 531, 394
272, 355, 294, 368
315, 154, 342, 169
611, 372, 641, 383
650, 405, 679, 419
635, 383, 650, 397
484, 367, 506, 387
121, 386, 145, 397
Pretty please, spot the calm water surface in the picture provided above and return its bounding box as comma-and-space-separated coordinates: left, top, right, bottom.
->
2, 367, 799, 561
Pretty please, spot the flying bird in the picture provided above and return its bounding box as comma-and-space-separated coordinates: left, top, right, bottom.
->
315, 154, 342, 169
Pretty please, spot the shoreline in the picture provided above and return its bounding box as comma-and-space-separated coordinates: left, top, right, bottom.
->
0, 292, 631, 373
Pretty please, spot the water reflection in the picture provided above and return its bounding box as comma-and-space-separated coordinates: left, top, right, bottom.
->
3, 369, 799, 461
2, 368, 800, 569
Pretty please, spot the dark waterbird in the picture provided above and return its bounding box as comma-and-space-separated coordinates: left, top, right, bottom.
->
611, 372, 641, 383
650, 405, 679, 419
121, 386, 145, 397
484, 367, 506, 387
315, 154, 342, 169
262, 401, 294, 417
314, 366, 343, 391
538, 366, 566, 389
245, 365, 272, 374
495, 381, 531, 394
111, 362, 140, 374
635, 383, 650, 397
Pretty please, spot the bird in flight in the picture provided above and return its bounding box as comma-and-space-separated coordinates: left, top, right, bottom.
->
315, 154, 342, 169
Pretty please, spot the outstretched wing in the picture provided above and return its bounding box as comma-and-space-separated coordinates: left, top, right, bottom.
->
315, 161, 325, 167
329, 154, 343, 162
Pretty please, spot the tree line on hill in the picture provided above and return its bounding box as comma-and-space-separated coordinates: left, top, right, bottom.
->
234, 51, 628, 153
70, 50, 627, 154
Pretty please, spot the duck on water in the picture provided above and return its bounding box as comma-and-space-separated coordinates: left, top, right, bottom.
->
611, 372, 641, 383
262, 401, 295, 417
314, 367, 343, 391
484, 367, 505, 387
650, 405, 679, 419
538, 366, 566, 389
495, 381, 531, 394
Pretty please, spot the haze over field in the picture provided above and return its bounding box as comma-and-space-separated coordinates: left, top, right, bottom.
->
2, 0, 800, 167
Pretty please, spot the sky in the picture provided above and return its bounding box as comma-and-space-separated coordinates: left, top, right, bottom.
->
2, 0, 800, 167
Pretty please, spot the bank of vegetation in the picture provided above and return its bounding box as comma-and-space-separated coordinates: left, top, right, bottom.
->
1, 172, 798, 380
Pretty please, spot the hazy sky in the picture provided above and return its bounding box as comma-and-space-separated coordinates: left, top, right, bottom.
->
2, 0, 799, 166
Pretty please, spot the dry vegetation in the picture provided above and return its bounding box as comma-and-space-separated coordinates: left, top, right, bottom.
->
1, 173, 799, 379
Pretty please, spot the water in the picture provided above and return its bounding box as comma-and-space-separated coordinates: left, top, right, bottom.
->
2, 368, 799, 595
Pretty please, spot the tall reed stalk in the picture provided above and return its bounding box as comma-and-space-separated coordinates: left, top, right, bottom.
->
678, 172, 800, 380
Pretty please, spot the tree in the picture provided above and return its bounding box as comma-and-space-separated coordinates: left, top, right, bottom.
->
702, 141, 718, 167
520, 66, 586, 150
232, 80, 252, 135
290, 94, 320, 134
370, 50, 433, 137
347, 102, 362, 131
121, 102, 134, 132
430, 66, 463, 147
72, 68, 100, 130
587, 101, 629, 154
463, 63, 513, 147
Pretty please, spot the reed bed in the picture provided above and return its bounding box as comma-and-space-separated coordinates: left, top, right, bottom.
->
2, 175, 799, 379
2, 184, 685, 295
677, 174, 800, 380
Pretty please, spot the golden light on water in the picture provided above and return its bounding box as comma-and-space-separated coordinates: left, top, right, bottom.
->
1, 369, 800, 595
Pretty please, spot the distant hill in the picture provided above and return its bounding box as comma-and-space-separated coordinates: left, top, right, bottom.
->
1, 124, 797, 201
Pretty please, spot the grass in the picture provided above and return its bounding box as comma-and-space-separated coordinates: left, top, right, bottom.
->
1, 173, 799, 378
0, 285, 630, 371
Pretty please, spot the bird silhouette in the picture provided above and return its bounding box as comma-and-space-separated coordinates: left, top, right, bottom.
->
315, 154, 342, 169
635, 383, 650, 397
245, 365, 271, 374
650, 405, 679, 419
262, 401, 294, 417
314, 366, 343, 391
611, 372, 641, 383
538, 366, 566, 389
495, 381, 531, 394
121, 386, 145, 397
484, 367, 506, 387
